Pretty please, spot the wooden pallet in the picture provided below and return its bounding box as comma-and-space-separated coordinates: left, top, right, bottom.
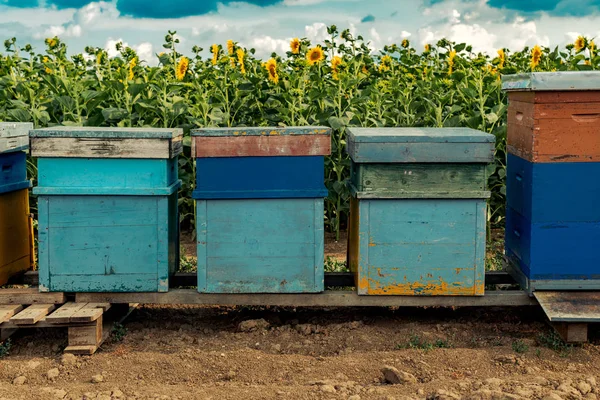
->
534, 291, 600, 343
0, 299, 131, 355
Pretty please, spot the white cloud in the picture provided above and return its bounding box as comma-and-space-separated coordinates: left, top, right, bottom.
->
104, 38, 125, 58
305, 22, 328, 43
249, 36, 290, 57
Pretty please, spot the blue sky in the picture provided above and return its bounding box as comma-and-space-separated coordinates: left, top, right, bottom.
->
0, 0, 599, 63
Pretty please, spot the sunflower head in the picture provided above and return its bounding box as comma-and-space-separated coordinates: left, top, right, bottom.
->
44, 66, 52, 74
448, 50, 456, 62
176, 57, 189, 81
42, 56, 49, 64
45, 37, 58, 49
227, 40, 235, 55
290, 38, 301, 54
128, 57, 137, 81
401, 39, 409, 49
497, 48, 505, 68
574, 36, 586, 52
264, 58, 279, 84
306, 46, 324, 66
236, 48, 246, 74
361, 65, 368, 75
211, 44, 219, 66
424, 44, 430, 53
379, 55, 392, 72
530, 45, 542, 70
331, 56, 342, 70
590, 40, 596, 51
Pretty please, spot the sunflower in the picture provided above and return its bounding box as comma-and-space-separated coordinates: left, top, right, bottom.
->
361, 65, 368, 74
42, 56, 49, 63
128, 57, 137, 81
264, 58, 279, 84
589, 40, 596, 57
574, 36, 586, 52
45, 38, 57, 49
211, 44, 219, 66
290, 38, 300, 54
530, 45, 542, 70
401, 39, 409, 49
331, 56, 342, 80
379, 55, 392, 72
236, 48, 246, 74
176, 57, 189, 81
447, 50, 456, 75
44, 66, 52, 74
306, 46, 324, 65
497, 49, 505, 68
227, 40, 235, 55
424, 44, 430, 52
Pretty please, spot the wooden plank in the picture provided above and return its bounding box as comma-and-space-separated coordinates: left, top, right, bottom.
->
1, 328, 17, 341
346, 128, 495, 163
194, 135, 331, 157
0, 289, 65, 305
46, 302, 88, 324
70, 304, 109, 323
30, 127, 182, 139
192, 126, 331, 137
534, 292, 600, 322
75, 289, 537, 307
31, 137, 178, 159
0, 305, 23, 323
351, 163, 489, 198
509, 91, 600, 104
552, 322, 588, 343
502, 72, 600, 92
0, 136, 28, 154
65, 315, 102, 354
14, 270, 520, 288
10, 304, 56, 325
0, 122, 32, 139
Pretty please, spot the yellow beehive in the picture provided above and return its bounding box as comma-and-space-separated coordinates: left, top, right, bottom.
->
0, 189, 34, 285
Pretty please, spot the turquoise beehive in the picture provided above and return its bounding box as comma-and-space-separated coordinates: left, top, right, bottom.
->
191, 126, 331, 293
31, 127, 182, 292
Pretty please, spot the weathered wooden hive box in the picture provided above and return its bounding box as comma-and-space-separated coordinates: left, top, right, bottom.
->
346, 128, 495, 296
31, 127, 182, 292
191, 126, 331, 293
502, 72, 600, 291
0, 122, 34, 285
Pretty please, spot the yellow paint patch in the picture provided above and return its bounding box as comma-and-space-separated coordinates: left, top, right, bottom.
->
365, 277, 480, 296
269, 130, 280, 135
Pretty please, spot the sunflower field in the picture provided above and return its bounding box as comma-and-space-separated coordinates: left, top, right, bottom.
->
0, 27, 598, 238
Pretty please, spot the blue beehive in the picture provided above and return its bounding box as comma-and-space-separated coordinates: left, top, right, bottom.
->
31, 127, 182, 292
346, 128, 495, 296
503, 72, 600, 292
191, 126, 331, 293
0, 122, 34, 286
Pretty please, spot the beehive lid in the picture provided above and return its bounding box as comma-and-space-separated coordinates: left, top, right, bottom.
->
502, 72, 600, 91
191, 126, 330, 136
0, 122, 32, 153
30, 126, 182, 139
191, 126, 331, 158
347, 127, 495, 163
30, 127, 183, 159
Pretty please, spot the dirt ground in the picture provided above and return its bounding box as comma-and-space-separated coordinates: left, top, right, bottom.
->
1, 234, 599, 400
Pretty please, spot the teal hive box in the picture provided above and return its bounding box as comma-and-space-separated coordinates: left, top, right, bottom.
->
192, 127, 331, 293
31, 127, 182, 292
346, 128, 495, 296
